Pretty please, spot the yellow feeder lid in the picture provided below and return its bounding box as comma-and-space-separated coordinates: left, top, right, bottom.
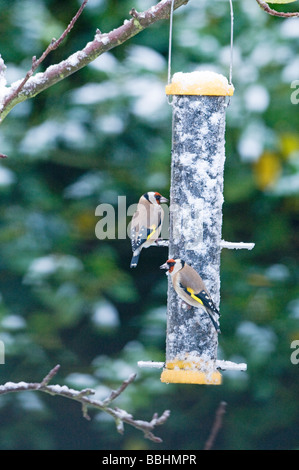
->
166, 71, 234, 97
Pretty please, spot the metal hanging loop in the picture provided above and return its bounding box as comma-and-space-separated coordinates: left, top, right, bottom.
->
167, 0, 234, 106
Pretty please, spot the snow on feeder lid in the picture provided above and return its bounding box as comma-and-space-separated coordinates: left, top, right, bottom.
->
165, 71, 235, 97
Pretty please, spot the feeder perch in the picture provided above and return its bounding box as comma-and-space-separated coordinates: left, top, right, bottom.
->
159, 71, 251, 385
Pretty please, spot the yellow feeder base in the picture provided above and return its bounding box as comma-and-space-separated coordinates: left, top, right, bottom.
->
160, 360, 222, 385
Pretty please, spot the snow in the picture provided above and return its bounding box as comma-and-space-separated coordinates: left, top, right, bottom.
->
288, 299, 299, 319
0, 381, 28, 391
89, 52, 119, 73
18, 393, 45, 412
85, 0, 106, 9
126, 45, 166, 72
1, 315, 26, 330
67, 51, 83, 68
92, 300, 120, 328
96, 114, 124, 135
65, 373, 97, 388
124, 77, 166, 120
20, 120, 59, 154
47, 385, 78, 395
24, 254, 83, 284
0, 55, 7, 106
282, 57, 299, 83
0, 166, 16, 186
265, 264, 290, 281
216, 360, 247, 371
138, 361, 165, 369
237, 321, 277, 357
64, 172, 104, 199
272, 173, 299, 196
71, 82, 120, 105
0, 56, 6, 84
114, 408, 133, 420
280, 18, 299, 38
0, 60, 8, 108
100, 35, 110, 46
238, 122, 271, 162
221, 241, 255, 250
20, 118, 89, 155
244, 84, 270, 113
172, 70, 227, 87
169, 70, 234, 95
138, 360, 247, 371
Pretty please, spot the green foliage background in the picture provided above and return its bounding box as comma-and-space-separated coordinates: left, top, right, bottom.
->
0, 0, 298, 450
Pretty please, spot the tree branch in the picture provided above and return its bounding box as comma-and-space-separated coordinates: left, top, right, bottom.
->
256, 0, 299, 17
204, 401, 227, 450
0, 0, 189, 122
1, 0, 89, 114
0, 365, 170, 443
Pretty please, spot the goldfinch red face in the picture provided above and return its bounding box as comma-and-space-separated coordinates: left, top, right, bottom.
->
144, 191, 168, 206
160, 258, 185, 275
160, 258, 177, 273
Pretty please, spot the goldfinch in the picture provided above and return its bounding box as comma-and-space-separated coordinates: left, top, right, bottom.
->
130, 192, 168, 268
160, 258, 221, 333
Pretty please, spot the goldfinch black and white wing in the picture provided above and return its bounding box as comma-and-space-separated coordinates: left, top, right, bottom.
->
179, 266, 221, 333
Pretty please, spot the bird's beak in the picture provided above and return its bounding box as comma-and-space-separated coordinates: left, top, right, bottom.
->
160, 262, 169, 270
160, 196, 168, 203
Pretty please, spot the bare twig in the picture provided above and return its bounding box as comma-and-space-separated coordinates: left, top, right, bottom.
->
102, 373, 137, 406
0, 365, 170, 443
2, 0, 89, 112
0, 0, 189, 122
129, 8, 140, 19
256, 0, 299, 17
204, 401, 227, 450
39, 364, 61, 387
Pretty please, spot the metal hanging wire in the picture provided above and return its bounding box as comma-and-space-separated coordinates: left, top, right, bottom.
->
228, 0, 234, 86
167, 0, 234, 92
168, 0, 175, 86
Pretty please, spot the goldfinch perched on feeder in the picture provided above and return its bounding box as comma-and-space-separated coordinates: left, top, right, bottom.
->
160, 258, 221, 334
130, 192, 168, 268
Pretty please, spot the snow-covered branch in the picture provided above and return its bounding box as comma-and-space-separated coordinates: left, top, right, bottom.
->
256, 0, 299, 17
0, 365, 170, 443
0, 0, 189, 123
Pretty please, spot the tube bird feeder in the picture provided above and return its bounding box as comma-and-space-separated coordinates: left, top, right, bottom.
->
160, 71, 234, 385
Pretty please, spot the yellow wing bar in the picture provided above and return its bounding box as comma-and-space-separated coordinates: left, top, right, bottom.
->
147, 224, 157, 240
186, 287, 204, 305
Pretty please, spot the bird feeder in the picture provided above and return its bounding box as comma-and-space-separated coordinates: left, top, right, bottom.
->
138, 3, 253, 384
139, 71, 251, 384
161, 71, 233, 385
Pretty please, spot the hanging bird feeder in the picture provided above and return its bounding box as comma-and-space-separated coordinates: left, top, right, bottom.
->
138, 0, 253, 384
161, 71, 234, 385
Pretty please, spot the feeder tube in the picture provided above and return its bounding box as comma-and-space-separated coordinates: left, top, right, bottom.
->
161, 71, 234, 385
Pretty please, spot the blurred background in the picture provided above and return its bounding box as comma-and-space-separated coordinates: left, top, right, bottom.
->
0, 0, 298, 450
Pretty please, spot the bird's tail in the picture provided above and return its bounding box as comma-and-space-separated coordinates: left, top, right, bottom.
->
207, 310, 221, 334
130, 251, 141, 268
